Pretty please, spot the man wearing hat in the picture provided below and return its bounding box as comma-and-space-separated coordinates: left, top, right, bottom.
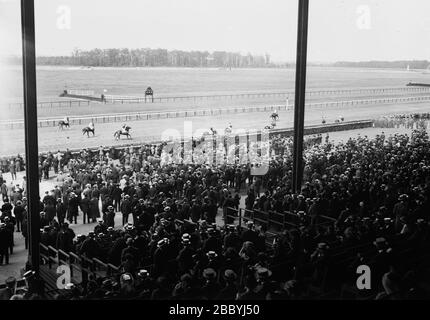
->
0, 223, 10, 265
216, 270, 238, 300
205, 251, 221, 270
67, 192, 79, 224
393, 194, 409, 233
94, 218, 107, 234
55, 198, 67, 226
121, 238, 139, 266
176, 234, 195, 274
56, 222, 75, 253
135, 269, 154, 299
201, 268, 221, 300
132, 198, 145, 227
0, 277, 16, 300
254, 267, 273, 299
13, 200, 25, 232
89, 195, 100, 223
153, 238, 170, 277
0, 198, 13, 218
79, 194, 91, 225
79, 231, 101, 259
3, 216, 15, 255
241, 221, 258, 245
203, 228, 222, 255
120, 194, 132, 226
105, 205, 116, 228
223, 225, 242, 252
369, 237, 394, 292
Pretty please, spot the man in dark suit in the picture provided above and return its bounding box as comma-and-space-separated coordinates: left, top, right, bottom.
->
67, 192, 79, 224
120, 195, 132, 226
80, 195, 90, 224
0, 223, 10, 265
111, 184, 122, 212
105, 205, 116, 228
0, 199, 13, 218
13, 200, 25, 232
56, 198, 67, 226
0, 277, 16, 300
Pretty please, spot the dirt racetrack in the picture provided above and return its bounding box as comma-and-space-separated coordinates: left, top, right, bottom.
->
1, 100, 429, 156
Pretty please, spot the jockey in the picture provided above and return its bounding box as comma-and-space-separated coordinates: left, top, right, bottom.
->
225, 123, 232, 134
88, 121, 94, 130
272, 110, 278, 119
121, 124, 128, 134
63, 116, 69, 125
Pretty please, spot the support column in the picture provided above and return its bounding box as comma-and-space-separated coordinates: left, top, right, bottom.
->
21, 0, 40, 272
292, 0, 309, 193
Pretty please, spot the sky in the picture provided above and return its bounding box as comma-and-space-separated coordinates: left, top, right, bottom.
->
0, 0, 429, 62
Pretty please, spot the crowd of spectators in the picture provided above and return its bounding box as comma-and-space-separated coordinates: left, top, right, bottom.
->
1, 119, 430, 300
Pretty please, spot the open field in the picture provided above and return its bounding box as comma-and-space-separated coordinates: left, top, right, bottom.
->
3, 66, 430, 103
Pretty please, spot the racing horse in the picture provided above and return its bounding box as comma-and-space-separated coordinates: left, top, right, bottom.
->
114, 126, 132, 140
58, 118, 70, 130
224, 124, 233, 135
264, 118, 277, 130
264, 123, 276, 130
270, 111, 279, 122
82, 126, 95, 137
335, 116, 345, 123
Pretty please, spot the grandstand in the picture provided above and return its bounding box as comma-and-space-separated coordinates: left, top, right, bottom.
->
1, 0, 430, 303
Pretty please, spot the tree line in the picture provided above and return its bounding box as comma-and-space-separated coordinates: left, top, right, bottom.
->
32, 48, 279, 68
333, 60, 430, 70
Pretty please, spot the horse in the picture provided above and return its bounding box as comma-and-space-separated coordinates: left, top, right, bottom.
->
270, 112, 279, 122
58, 120, 70, 130
224, 126, 233, 135
335, 117, 345, 124
82, 127, 95, 137
114, 126, 132, 140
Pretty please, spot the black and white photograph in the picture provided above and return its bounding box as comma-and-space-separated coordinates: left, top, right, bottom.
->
0, 0, 430, 308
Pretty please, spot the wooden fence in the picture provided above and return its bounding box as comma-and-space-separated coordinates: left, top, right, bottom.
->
5, 86, 430, 110
3, 94, 429, 130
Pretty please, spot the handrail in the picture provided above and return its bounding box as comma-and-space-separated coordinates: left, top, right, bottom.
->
58, 249, 70, 258
36, 231, 428, 299
93, 258, 108, 268
69, 252, 81, 261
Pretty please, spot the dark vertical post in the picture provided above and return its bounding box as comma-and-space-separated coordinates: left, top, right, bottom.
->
21, 0, 40, 272
292, 0, 309, 193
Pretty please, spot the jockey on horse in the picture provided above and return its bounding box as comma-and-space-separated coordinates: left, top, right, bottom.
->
224, 123, 233, 135
58, 116, 70, 130
271, 110, 279, 122
88, 120, 95, 131
121, 124, 129, 134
